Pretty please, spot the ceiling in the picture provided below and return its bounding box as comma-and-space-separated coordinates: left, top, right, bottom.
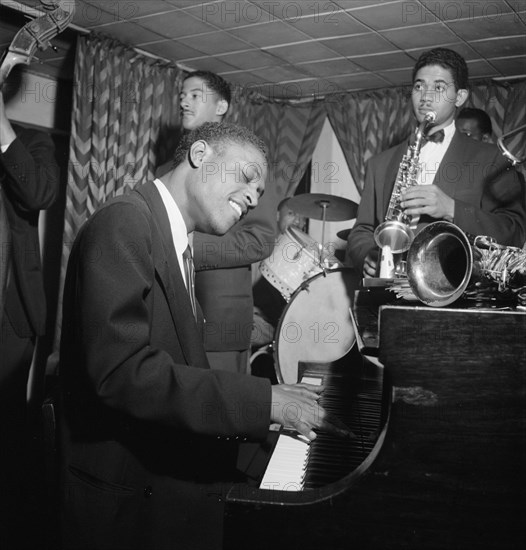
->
1, 0, 526, 99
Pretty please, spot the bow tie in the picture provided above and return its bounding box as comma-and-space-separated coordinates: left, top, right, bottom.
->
424, 129, 445, 143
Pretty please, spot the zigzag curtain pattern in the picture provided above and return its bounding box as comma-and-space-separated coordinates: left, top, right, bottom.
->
56, 34, 183, 347
325, 88, 415, 194
469, 79, 526, 179
226, 87, 326, 203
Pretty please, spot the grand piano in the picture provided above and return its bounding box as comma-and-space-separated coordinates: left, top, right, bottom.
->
224, 283, 526, 550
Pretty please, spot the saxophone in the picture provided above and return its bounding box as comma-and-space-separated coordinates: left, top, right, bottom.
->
374, 111, 436, 277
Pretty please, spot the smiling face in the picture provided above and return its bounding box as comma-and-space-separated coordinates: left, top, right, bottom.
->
179, 76, 228, 131
189, 140, 267, 235
411, 64, 468, 129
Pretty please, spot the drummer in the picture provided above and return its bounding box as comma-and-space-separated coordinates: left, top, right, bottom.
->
276, 196, 307, 235
251, 198, 305, 351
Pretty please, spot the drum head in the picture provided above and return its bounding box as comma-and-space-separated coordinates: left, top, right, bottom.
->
275, 268, 358, 384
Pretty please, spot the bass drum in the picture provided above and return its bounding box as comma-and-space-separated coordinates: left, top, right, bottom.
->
274, 268, 358, 385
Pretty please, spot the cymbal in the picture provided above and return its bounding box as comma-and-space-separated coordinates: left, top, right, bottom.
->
287, 193, 358, 222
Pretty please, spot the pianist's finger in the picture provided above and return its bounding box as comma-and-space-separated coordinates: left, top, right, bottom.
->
279, 383, 324, 400
318, 412, 357, 440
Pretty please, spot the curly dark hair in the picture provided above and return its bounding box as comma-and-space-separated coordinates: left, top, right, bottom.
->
183, 70, 232, 108
172, 121, 267, 168
412, 47, 469, 90
457, 107, 493, 135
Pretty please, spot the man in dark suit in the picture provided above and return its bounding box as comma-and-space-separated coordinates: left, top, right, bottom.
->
179, 70, 277, 374
0, 89, 59, 546
347, 48, 525, 277
59, 122, 341, 550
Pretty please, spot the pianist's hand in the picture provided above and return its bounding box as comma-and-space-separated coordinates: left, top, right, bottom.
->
270, 384, 357, 441
270, 383, 326, 441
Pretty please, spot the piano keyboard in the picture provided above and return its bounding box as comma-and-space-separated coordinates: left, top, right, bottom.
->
260, 372, 383, 491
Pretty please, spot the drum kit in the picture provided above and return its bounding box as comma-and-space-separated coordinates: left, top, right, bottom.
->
255, 193, 360, 384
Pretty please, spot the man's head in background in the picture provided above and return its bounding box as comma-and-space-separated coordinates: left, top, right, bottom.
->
456, 107, 493, 142
277, 197, 307, 235
179, 71, 231, 131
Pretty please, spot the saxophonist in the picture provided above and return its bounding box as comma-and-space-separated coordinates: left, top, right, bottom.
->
346, 47, 526, 278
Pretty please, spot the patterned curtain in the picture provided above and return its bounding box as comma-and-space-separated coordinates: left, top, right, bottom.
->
468, 79, 526, 177
56, 34, 183, 346
326, 79, 526, 193
227, 89, 326, 202
325, 87, 413, 194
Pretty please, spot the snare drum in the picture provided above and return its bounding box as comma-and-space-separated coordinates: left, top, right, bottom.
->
259, 226, 323, 301
274, 268, 358, 384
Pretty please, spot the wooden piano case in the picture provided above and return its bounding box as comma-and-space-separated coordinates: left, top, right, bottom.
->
224, 291, 526, 550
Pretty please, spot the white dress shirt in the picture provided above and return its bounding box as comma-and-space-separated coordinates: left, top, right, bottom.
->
153, 178, 190, 289
417, 121, 456, 185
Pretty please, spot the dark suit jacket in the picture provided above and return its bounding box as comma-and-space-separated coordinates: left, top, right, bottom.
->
0, 125, 59, 337
193, 182, 277, 352
347, 131, 526, 274
59, 182, 272, 550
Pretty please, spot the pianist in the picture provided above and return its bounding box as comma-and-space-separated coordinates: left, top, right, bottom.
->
58, 122, 346, 550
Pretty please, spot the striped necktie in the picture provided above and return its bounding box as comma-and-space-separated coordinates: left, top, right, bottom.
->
182, 245, 197, 319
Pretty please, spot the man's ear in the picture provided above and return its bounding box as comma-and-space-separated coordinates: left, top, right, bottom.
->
482, 133, 492, 143
216, 99, 229, 117
455, 88, 469, 108
188, 139, 207, 168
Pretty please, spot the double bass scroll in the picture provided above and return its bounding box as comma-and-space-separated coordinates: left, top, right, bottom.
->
0, 0, 76, 85
0, 0, 75, 322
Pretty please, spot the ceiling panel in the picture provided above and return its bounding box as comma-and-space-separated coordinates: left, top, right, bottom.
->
321, 33, 397, 57
265, 41, 341, 64
132, 12, 216, 39
289, 12, 369, 38
347, 0, 426, 30
470, 36, 526, 58
227, 20, 309, 47
447, 12, 526, 41
0, 0, 524, 99
213, 49, 285, 70
381, 23, 461, 50
350, 51, 416, 72
296, 58, 363, 78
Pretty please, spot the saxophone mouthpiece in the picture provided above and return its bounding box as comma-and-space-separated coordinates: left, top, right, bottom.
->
425, 111, 437, 123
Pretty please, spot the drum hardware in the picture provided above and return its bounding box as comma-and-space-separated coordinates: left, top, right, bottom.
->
497, 124, 526, 166
287, 193, 358, 264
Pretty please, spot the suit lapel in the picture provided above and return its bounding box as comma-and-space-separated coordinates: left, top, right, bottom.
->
134, 183, 209, 369
433, 131, 465, 198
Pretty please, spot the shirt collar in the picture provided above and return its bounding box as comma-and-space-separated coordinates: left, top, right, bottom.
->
442, 120, 456, 143
153, 178, 189, 255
